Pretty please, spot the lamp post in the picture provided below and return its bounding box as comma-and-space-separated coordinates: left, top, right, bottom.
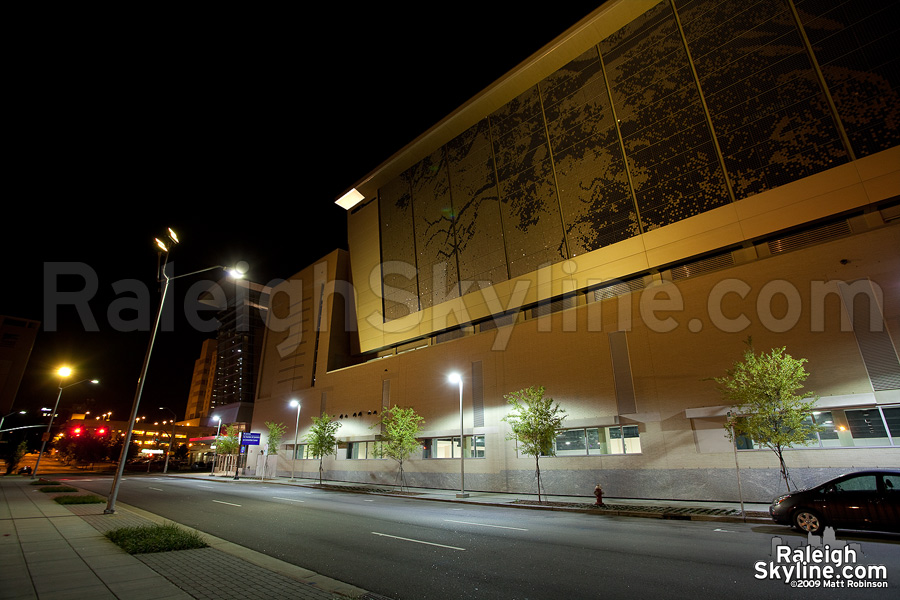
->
105, 228, 246, 514
159, 407, 177, 474
0, 410, 26, 441
448, 372, 468, 498
289, 399, 301, 481
210, 415, 222, 476
33, 367, 99, 479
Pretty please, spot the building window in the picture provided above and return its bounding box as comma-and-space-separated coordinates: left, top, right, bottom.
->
422, 435, 485, 459
551, 426, 641, 456
346, 440, 383, 459
735, 405, 899, 450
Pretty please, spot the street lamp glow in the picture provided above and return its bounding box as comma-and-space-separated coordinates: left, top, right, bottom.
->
210, 415, 222, 477
33, 373, 99, 478
447, 372, 468, 498
289, 399, 301, 481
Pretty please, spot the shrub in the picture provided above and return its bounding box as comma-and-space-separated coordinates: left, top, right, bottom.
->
39, 486, 78, 493
53, 495, 105, 505
105, 523, 208, 554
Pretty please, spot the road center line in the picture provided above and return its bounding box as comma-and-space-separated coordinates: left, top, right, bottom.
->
212, 500, 242, 507
444, 519, 527, 531
273, 497, 304, 502
371, 532, 465, 551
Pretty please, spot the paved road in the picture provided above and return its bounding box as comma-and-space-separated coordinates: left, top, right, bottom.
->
68, 475, 898, 599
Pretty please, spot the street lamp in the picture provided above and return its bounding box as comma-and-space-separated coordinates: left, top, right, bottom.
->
33, 367, 99, 478
0, 410, 26, 441
447, 372, 468, 498
159, 407, 177, 474
105, 228, 246, 514
210, 415, 222, 476
289, 399, 301, 481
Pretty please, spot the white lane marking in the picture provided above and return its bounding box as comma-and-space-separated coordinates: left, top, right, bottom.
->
197, 485, 215, 489
149, 487, 164, 491
372, 532, 465, 551
713, 528, 735, 533
273, 497, 305, 502
364, 499, 375, 502
212, 500, 242, 507
444, 519, 527, 531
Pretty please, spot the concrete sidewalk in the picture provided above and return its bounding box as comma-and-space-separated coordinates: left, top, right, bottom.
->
1, 471, 773, 599
0, 475, 368, 600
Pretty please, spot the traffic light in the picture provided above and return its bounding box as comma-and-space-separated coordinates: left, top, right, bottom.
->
96, 427, 107, 436
72, 426, 83, 437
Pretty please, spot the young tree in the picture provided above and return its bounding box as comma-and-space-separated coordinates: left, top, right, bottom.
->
502, 386, 567, 503
715, 338, 819, 492
258, 421, 287, 480
373, 406, 424, 490
264, 421, 287, 455
215, 424, 241, 456
305, 413, 342, 484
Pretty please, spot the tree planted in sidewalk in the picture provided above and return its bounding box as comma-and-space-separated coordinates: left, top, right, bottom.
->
264, 421, 287, 455
502, 386, 567, 503
714, 337, 819, 492
215, 425, 241, 456
305, 413, 342, 484
373, 406, 424, 491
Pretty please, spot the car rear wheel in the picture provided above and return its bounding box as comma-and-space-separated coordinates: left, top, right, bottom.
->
793, 509, 824, 534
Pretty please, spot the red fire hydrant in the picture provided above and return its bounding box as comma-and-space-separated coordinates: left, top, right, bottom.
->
594, 483, 604, 506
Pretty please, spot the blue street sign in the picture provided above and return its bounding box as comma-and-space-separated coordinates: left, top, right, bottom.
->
240, 432, 261, 446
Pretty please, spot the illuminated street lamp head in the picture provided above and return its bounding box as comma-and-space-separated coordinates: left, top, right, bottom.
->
289, 399, 300, 409
213, 415, 221, 422
57, 366, 72, 378
155, 227, 180, 253
448, 372, 461, 384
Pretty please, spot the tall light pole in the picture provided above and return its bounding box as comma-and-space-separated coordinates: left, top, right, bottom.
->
210, 415, 222, 476
33, 367, 98, 479
289, 399, 301, 481
448, 372, 468, 498
0, 410, 26, 441
105, 228, 247, 514
159, 407, 177, 473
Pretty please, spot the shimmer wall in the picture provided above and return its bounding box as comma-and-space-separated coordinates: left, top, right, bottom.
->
380, 0, 899, 321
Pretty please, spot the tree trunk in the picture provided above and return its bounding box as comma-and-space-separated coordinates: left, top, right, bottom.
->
319, 458, 324, 485
776, 448, 791, 492
535, 455, 542, 503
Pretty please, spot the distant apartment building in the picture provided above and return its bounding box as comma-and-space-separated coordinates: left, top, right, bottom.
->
195, 277, 270, 424
184, 338, 217, 421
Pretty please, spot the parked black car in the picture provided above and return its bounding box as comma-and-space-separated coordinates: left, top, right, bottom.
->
769, 470, 900, 534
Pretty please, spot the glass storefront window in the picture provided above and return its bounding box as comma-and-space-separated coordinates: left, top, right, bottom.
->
736, 405, 899, 450
551, 426, 641, 455
422, 435, 485, 458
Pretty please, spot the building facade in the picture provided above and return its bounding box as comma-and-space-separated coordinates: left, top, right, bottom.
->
250, 0, 899, 501
184, 338, 217, 421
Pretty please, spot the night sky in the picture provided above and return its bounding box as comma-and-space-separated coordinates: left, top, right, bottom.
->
5, 4, 603, 428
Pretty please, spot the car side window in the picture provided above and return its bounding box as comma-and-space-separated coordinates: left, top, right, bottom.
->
834, 475, 878, 492
883, 474, 900, 493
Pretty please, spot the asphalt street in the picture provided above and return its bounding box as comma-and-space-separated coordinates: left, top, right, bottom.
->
66, 475, 898, 600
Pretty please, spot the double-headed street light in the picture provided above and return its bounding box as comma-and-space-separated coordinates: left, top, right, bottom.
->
289, 399, 301, 481
33, 367, 99, 478
448, 372, 468, 498
105, 228, 246, 514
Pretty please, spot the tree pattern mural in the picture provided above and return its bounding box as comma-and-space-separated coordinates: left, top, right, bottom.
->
378, 0, 900, 322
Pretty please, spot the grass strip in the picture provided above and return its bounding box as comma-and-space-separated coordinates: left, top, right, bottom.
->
53, 494, 105, 505
39, 486, 78, 493
30, 479, 61, 485
105, 523, 208, 554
